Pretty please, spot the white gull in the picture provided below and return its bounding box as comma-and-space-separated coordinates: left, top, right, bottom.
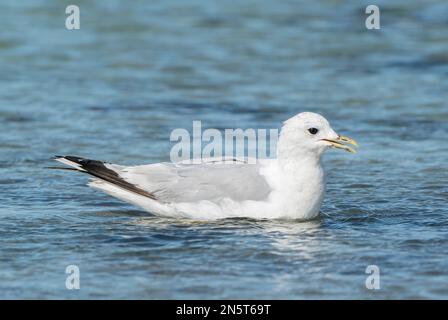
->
54, 112, 357, 220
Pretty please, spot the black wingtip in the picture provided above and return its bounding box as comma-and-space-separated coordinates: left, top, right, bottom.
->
53, 155, 87, 163
51, 155, 157, 200
64, 156, 86, 163
46, 166, 78, 171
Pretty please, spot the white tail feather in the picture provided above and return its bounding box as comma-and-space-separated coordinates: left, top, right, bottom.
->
54, 157, 87, 171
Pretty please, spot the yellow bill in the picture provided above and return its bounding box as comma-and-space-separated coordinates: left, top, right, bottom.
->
322, 135, 358, 153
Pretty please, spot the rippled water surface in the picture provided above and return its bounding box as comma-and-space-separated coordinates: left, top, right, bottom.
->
1, 0, 448, 299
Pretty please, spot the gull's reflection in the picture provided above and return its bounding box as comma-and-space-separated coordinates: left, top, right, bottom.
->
256, 217, 323, 258
130, 213, 325, 262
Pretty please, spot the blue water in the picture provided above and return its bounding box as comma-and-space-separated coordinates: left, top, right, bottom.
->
1, 0, 448, 299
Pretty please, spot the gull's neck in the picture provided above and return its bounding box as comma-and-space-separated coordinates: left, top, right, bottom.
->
276, 139, 323, 173
272, 136, 326, 220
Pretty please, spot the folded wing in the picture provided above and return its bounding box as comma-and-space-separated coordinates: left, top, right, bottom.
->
119, 160, 272, 203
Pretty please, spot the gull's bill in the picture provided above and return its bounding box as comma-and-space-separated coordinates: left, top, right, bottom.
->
322, 135, 358, 153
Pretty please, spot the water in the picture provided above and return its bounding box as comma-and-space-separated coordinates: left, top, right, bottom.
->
1, 0, 448, 299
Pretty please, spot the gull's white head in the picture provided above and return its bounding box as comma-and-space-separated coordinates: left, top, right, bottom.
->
278, 112, 358, 160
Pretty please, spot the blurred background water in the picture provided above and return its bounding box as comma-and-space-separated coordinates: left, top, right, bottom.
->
1, 0, 447, 299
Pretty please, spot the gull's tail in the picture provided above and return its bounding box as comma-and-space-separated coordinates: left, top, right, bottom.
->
51, 155, 156, 200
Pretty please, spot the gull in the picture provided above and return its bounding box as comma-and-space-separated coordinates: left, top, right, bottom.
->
53, 112, 357, 220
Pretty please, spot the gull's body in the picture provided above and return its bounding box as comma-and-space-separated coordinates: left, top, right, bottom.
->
84, 157, 324, 220
54, 112, 357, 220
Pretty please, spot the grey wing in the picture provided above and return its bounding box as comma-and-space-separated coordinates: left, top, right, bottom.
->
118, 161, 272, 203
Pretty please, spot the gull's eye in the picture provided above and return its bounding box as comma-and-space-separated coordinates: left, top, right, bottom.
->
308, 128, 319, 135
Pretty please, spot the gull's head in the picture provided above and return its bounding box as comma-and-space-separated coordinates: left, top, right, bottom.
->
279, 112, 358, 158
